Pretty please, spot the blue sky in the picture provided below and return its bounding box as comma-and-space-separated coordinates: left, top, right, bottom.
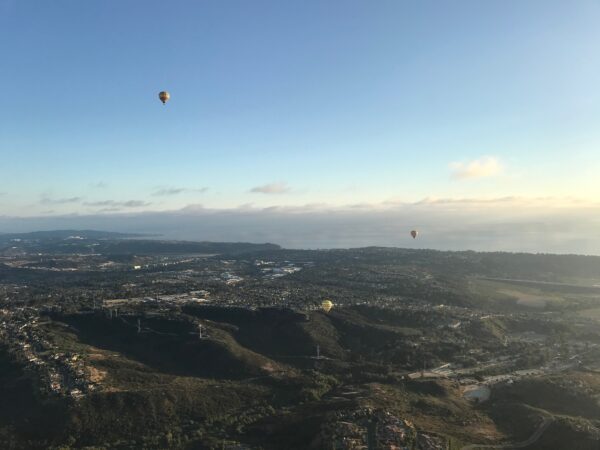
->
1, 1, 600, 251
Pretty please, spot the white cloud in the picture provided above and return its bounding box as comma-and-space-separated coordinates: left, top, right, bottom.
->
249, 182, 290, 194
40, 196, 82, 205
449, 156, 504, 180
152, 187, 209, 197
83, 200, 151, 208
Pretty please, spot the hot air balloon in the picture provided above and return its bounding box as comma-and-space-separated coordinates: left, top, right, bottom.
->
411, 230, 418, 239
321, 299, 333, 313
158, 91, 170, 105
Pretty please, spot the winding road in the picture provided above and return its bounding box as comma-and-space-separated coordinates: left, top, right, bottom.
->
461, 416, 554, 450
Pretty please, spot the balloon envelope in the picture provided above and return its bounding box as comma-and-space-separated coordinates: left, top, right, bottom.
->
158, 91, 170, 104
321, 299, 333, 313
411, 230, 418, 239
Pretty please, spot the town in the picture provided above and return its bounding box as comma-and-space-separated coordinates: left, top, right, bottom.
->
1, 232, 600, 449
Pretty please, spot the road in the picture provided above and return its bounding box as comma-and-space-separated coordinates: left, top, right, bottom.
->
461, 416, 554, 450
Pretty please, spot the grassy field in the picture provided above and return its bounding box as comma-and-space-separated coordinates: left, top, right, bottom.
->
468, 278, 600, 312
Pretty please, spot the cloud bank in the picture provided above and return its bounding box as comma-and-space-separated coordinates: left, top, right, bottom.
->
1, 197, 599, 255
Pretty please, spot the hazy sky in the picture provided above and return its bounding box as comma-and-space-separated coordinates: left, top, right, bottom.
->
1, 1, 599, 251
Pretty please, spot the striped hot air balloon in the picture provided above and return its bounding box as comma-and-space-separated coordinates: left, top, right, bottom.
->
158, 91, 170, 105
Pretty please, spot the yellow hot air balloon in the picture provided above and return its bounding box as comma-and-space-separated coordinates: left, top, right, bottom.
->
321, 299, 333, 313
411, 230, 418, 239
158, 91, 170, 105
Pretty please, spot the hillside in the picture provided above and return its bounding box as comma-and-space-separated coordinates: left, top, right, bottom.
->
2, 245, 600, 449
